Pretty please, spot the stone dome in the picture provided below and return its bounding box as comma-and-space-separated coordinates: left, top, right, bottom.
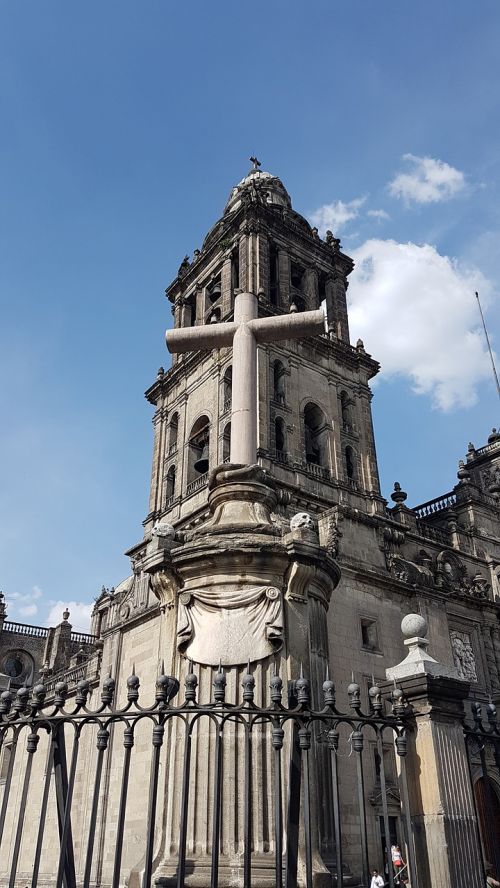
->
224, 168, 292, 214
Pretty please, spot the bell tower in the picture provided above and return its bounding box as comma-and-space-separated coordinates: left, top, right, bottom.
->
143, 163, 383, 539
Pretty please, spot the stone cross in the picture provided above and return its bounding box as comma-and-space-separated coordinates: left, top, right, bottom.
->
166, 292, 325, 465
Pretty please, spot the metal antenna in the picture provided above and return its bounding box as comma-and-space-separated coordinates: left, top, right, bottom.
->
475, 291, 500, 402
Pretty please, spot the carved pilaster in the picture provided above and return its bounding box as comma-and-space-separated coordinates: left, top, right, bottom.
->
483, 625, 500, 693
278, 249, 290, 310
221, 255, 233, 317
257, 232, 270, 299
492, 627, 500, 682
386, 674, 484, 888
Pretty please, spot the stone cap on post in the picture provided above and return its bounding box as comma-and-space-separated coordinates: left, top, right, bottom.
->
386, 614, 461, 682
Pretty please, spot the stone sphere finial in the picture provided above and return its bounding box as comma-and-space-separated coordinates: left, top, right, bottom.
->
62, 608, 70, 622
401, 613, 427, 640
290, 512, 315, 532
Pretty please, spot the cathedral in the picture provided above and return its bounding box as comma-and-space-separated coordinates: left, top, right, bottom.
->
1, 163, 500, 887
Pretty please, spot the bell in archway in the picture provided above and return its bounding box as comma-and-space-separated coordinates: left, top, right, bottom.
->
208, 282, 222, 302
194, 444, 209, 474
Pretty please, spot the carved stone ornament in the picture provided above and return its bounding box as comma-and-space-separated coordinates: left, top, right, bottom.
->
290, 512, 315, 531
450, 630, 478, 682
149, 571, 176, 611
386, 553, 434, 588
152, 520, 176, 540
176, 585, 283, 666
437, 552, 490, 600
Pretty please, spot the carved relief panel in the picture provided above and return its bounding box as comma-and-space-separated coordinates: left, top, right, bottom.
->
450, 630, 478, 682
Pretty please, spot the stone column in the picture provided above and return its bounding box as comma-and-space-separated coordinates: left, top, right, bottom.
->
221, 255, 233, 318
483, 624, 500, 694
302, 267, 318, 311
257, 233, 270, 299
332, 271, 349, 342
148, 406, 164, 517
180, 298, 193, 328
143, 471, 341, 887
278, 249, 290, 310
324, 277, 336, 337
385, 614, 484, 888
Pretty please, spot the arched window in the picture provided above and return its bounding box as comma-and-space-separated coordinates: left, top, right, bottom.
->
165, 465, 176, 503
223, 367, 232, 413
345, 445, 356, 481
168, 413, 179, 455
222, 422, 231, 463
275, 416, 286, 461
273, 360, 286, 404
188, 415, 210, 484
304, 403, 328, 468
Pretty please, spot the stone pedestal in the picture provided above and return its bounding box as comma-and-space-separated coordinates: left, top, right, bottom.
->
385, 616, 484, 888
143, 465, 340, 887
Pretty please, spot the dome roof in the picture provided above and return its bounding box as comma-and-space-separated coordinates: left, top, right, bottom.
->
224, 168, 292, 214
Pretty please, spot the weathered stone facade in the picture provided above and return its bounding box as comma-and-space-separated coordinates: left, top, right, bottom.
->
1, 166, 500, 886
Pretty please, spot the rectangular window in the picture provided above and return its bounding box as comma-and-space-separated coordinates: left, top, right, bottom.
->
360, 617, 379, 652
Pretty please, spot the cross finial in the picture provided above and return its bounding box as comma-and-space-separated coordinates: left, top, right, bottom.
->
249, 155, 261, 171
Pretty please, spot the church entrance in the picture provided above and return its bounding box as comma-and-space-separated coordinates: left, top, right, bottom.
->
474, 776, 500, 873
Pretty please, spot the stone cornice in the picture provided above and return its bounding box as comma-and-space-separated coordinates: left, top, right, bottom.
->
165, 200, 355, 302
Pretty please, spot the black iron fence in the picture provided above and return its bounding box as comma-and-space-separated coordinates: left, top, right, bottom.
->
0, 665, 415, 888
464, 700, 500, 882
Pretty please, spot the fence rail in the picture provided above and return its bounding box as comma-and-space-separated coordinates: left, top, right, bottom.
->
0, 666, 415, 888
1, 621, 50, 639
413, 491, 456, 519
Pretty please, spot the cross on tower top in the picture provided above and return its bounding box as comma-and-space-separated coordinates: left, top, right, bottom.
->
166, 292, 326, 466
249, 156, 261, 171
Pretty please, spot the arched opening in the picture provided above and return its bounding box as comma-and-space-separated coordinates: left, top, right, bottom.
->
274, 416, 286, 462
345, 445, 356, 481
273, 360, 286, 404
187, 415, 210, 485
165, 465, 176, 504
223, 367, 232, 413
231, 249, 240, 293
168, 413, 179, 455
474, 776, 500, 874
304, 402, 328, 468
222, 422, 231, 463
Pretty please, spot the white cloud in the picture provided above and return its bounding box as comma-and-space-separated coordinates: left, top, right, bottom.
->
46, 600, 93, 632
388, 154, 465, 204
8, 584, 44, 617
310, 197, 366, 235
348, 239, 496, 410
367, 209, 390, 221
19, 604, 38, 617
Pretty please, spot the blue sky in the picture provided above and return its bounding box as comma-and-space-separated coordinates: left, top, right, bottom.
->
1, 1, 499, 629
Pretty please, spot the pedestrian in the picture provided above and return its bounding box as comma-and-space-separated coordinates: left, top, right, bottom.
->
486, 863, 500, 887
391, 845, 404, 882
370, 870, 385, 888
